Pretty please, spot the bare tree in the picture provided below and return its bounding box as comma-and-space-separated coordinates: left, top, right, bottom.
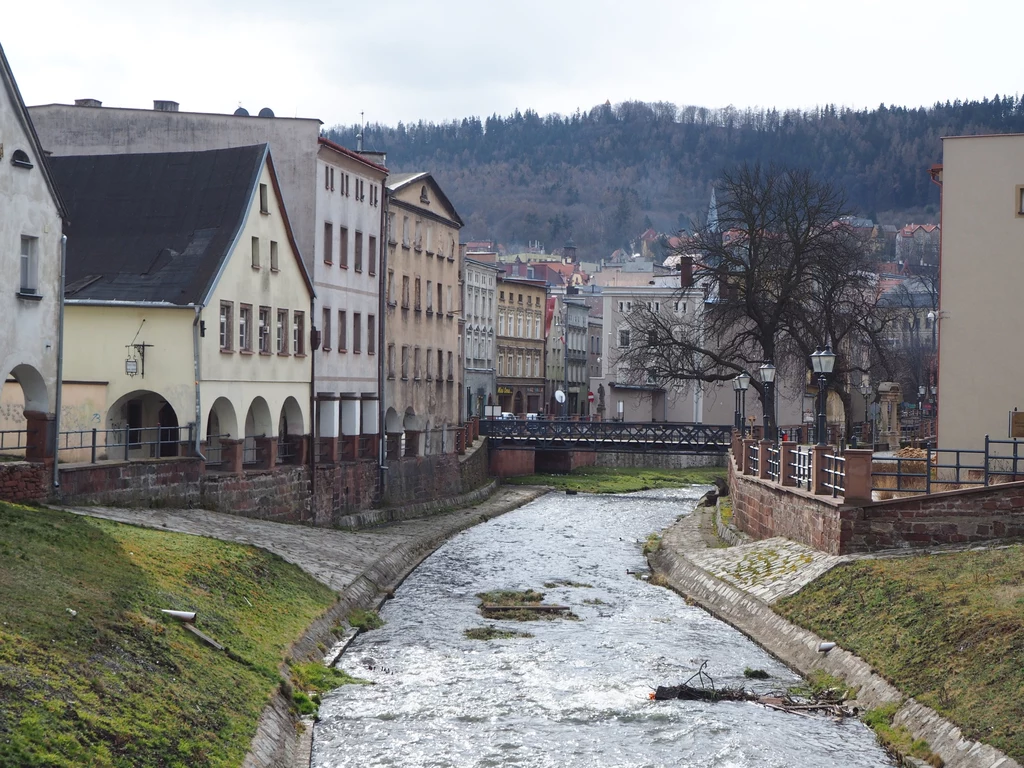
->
617, 163, 890, 433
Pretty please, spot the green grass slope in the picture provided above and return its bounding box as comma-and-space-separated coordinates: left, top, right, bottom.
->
776, 547, 1024, 761
0, 502, 337, 767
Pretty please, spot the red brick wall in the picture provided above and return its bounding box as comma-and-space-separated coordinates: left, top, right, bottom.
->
845, 484, 1024, 552
489, 448, 536, 478
729, 457, 846, 555
201, 466, 311, 523
0, 462, 49, 503
729, 453, 1024, 554
58, 459, 203, 508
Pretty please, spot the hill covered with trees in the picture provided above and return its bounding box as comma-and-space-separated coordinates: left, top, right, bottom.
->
325, 96, 1024, 258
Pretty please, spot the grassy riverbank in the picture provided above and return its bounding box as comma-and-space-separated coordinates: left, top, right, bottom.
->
504, 465, 725, 494
776, 546, 1024, 762
0, 502, 338, 768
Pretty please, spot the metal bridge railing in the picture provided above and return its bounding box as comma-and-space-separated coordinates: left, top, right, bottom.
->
479, 420, 732, 453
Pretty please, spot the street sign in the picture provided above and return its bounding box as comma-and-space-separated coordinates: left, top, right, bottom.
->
588, 391, 595, 403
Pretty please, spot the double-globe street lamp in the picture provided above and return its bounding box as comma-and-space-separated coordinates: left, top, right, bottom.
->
759, 361, 776, 441
859, 379, 873, 450
810, 344, 836, 446
733, 372, 751, 433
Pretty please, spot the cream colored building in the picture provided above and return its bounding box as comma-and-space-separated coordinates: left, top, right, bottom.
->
496, 276, 547, 415
463, 257, 498, 418
383, 173, 463, 456
27, 100, 387, 459
0, 44, 66, 457
933, 135, 1024, 450
49, 145, 313, 465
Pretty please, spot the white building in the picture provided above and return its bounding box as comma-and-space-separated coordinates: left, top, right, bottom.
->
462, 257, 498, 418
0, 44, 66, 458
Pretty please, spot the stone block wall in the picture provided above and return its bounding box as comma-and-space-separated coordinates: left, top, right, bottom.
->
0, 461, 49, 503
58, 458, 202, 508
845, 484, 1024, 552
488, 448, 535, 478
459, 438, 489, 490
201, 466, 311, 523
595, 452, 725, 470
383, 452, 461, 507
312, 460, 380, 527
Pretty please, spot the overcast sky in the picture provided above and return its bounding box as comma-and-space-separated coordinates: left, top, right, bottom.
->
6, 0, 1021, 130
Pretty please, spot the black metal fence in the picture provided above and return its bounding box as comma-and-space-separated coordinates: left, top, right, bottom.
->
0, 428, 33, 454
481, 419, 732, 453
57, 425, 194, 463
871, 436, 1024, 497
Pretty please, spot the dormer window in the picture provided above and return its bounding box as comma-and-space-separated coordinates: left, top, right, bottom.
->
11, 149, 32, 169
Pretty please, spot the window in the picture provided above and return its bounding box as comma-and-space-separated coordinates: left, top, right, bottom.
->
427, 280, 434, 312
270, 240, 279, 271
368, 236, 377, 275
498, 354, 504, 377
368, 314, 376, 354
414, 220, 422, 251
387, 344, 395, 378
353, 312, 362, 353
498, 311, 505, 335
293, 311, 305, 355
323, 222, 333, 264
259, 307, 271, 353
447, 286, 453, 315
437, 283, 444, 316
239, 304, 253, 351
219, 302, 234, 351
414, 277, 422, 311
344, 174, 350, 196
322, 308, 332, 351
619, 329, 630, 348
402, 216, 410, 248
259, 183, 269, 214
338, 310, 347, 351
276, 309, 288, 353
401, 345, 409, 379
437, 349, 444, 381
324, 166, 330, 190
251, 236, 260, 268
387, 270, 395, 304
414, 346, 421, 379
340, 226, 349, 268
447, 351, 454, 381
354, 231, 363, 272
1018, 186, 1024, 215
402, 276, 410, 308
426, 225, 433, 254
387, 212, 396, 244
11, 149, 32, 169
427, 347, 434, 379
19, 236, 37, 294
127, 400, 143, 447
330, 167, 335, 191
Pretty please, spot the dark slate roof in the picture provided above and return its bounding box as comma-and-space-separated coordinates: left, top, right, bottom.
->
49, 144, 266, 304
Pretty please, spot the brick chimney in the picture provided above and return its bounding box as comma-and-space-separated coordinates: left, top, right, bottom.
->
680, 255, 694, 288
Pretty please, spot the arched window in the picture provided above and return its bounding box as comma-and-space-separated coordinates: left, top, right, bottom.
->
11, 149, 32, 168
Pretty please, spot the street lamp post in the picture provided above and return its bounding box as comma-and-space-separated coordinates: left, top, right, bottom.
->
733, 377, 742, 431
859, 380, 873, 450
736, 372, 750, 435
759, 361, 776, 441
810, 344, 836, 447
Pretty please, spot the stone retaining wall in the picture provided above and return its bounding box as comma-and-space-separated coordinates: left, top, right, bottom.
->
57, 458, 202, 508
201, 466, 312, 523
0, 461, 49, 502
649, 518, 1021, 768
595, 452, 725, 470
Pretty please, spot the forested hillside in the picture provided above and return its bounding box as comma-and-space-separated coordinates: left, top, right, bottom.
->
325, 96, 1024, 257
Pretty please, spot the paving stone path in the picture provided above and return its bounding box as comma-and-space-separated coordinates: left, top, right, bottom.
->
58, 485, 547, 595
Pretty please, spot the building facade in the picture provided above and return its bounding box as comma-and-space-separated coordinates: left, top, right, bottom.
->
384, 173, 463, 456
50, 145, 313, 467
0, 44, 66, 457
933, 135, 1024, 450
545, 293, 589, 417
27, 100, 386, 459
463, 257, 498, 418
496, 276, 546, 416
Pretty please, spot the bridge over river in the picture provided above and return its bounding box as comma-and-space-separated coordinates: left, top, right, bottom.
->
480, 419, 733, 454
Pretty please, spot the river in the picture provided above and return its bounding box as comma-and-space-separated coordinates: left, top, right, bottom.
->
313, 486, 894, 768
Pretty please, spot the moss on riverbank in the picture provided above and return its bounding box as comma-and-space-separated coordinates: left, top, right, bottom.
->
504, 465, 725, 494
0, 501, 339, 768
777, 546, 1024, 762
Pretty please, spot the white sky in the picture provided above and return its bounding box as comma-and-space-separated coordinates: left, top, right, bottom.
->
6, 0, 1022, 130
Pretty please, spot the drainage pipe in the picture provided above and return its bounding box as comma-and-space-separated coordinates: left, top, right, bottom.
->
52, 234, 67, 489
192, 306, 206, 460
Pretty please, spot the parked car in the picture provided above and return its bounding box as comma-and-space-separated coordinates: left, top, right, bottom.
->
500, 412, 516, 420
525, 413, 540, 421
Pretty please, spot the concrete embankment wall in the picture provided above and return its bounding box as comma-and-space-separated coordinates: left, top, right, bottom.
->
649, 519, 1021, 768
595, 452, 725, 470
242, 486, 549, 768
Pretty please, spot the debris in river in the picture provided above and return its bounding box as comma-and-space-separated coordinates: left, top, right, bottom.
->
650, 661, 859, 719
476, 589, 580, 621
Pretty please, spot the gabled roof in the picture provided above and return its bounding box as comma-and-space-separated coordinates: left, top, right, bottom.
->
0, 43, 67, 219
50, 144, 306, 305
387, 171, 464, 227
316, 136, 388, 175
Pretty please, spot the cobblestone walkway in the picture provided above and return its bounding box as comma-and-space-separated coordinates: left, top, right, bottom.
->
58, 485, 547, 595
660, 505, 848, 604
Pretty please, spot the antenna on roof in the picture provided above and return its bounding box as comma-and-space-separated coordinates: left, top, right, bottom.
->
357, 111, 364, 152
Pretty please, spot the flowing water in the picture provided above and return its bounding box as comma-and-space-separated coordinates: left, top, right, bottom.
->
313, 487, 894, 768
